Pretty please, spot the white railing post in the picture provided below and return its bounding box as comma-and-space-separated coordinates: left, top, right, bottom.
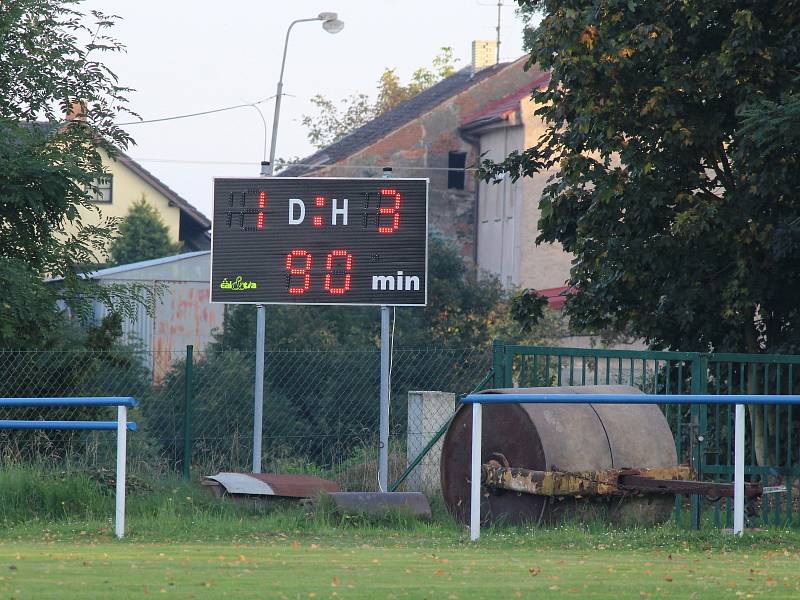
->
470, 402, 482, 541
115, 405, 127, 539
733, 403, 745, 536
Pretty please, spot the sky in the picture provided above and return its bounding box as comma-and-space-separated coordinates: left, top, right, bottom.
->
82, 0, 529, 218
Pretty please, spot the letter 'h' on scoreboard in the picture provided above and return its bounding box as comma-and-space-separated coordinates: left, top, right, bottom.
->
210, 178, 429, 306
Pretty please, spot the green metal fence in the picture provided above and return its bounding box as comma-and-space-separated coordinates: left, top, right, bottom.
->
493, 341, 800, 528
3, 341, 798, 529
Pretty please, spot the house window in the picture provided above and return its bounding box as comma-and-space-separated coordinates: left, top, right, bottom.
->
92, 175, 113, 203
447, 151, 466, 190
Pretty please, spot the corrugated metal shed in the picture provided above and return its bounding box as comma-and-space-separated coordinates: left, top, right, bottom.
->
87, 252, 224, 382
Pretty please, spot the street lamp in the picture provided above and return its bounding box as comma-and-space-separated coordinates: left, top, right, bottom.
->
252, 12, 344, 474
262, 12, 345, 176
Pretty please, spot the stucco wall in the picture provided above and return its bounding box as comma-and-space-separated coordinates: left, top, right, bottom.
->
516, 95, 573, 291
61, 149, 182, 257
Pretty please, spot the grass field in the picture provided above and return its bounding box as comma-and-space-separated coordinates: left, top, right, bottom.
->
2, 527, 800, 599
1, 467, 799, 598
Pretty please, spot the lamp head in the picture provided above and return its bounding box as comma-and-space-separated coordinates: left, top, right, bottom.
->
318, 12, 344, 34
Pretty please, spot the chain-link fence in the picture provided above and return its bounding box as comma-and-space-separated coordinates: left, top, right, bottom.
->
0, 346, 491, 490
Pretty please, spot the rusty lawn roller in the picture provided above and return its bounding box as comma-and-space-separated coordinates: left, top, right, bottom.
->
440, 385, 760, 528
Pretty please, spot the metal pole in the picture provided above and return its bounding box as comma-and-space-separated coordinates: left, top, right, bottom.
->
115, 405, 127, 539
253, 306, 265, 473
378, 166, 393, 491
253, 16, 321, 470
264, 17, 319, 176
734, 403, 745, 535
379, 305, 390, 491
182, 345, 194, 480
470, 402, 482, 541
496, 0, 502, 64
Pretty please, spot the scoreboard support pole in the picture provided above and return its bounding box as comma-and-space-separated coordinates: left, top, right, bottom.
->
253, 159, 269, 474
253, 304, 266, 473
379, 305, 390, 491
378, 167, 393, 492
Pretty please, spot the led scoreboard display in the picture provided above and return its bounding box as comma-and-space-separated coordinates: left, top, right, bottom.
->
210, 177, 428, 305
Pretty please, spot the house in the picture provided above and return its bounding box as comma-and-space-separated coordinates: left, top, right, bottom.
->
56, 105, 211, 255
84, 251, 223, 383
281, 45, 571, 296
460, 74, 573, 293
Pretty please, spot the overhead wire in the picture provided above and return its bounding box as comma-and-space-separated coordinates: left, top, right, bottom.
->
114, 95, 279, 127
131, 157, 483, 172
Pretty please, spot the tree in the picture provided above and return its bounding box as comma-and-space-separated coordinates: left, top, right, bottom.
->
301, 48, 459, 149
483, 0, 800, 355
108, 197, 181, 265
481, 0, 800, 464
0, 0, 148, 348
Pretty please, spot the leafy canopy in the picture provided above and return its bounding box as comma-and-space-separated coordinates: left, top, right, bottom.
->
301, 48, 459, 150
483, 0, 800, 353
108, 197, 182, 265
0, 0, 149, 348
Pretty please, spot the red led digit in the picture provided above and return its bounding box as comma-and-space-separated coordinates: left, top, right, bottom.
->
285, 249, 312, 295
314, 196, 325, 227
257, 191, 267, 229
324, 249, 353, 295
378, 188, 401, 234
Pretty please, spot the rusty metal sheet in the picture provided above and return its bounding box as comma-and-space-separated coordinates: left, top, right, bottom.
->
248, 473, 340, 497
203, 472, 340, 498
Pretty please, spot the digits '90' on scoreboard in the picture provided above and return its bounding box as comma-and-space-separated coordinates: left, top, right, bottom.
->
210, 177, 428, 305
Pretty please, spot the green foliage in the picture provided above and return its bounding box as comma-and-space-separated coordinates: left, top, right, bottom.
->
108, 197, 181, 265
517, 3, 543, 51
300, 93, 375, 151
301, 47, 459, 149
482, 0, 800, 353
509, 290, 549, 334
374, 47, 459, 115
0, 0, 150, 348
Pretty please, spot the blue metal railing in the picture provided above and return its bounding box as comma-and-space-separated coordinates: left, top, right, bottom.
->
0, 396, 137, 538
462, 392, 800, 541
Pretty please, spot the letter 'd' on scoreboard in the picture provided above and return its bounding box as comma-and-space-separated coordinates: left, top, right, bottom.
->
211, 177, 428, 305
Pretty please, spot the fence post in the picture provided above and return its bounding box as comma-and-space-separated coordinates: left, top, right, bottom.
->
690, 353, 708, 529
492, 340, 505, 388
183, 345, 194, 480
115, 404, 127, 539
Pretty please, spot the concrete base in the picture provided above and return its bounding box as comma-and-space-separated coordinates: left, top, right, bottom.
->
325, 492, 432, 520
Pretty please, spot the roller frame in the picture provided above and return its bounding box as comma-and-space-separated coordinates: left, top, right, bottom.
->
482, 464, 763, 499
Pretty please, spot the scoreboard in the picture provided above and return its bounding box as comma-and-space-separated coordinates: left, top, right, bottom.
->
210, 177, 428, 305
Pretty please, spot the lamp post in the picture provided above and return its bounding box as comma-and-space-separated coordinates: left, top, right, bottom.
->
253, 12, 344, 473
262, 12, 344, 176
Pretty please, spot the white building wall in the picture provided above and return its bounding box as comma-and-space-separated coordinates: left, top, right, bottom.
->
475, 97, 572, 292
476, 125, 524, 287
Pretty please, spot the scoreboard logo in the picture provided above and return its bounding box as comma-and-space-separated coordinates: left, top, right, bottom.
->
210, 177, 428, 306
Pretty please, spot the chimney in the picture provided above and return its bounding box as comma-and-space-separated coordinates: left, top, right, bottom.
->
65, 99, 86, 121
471, 40, 497, 73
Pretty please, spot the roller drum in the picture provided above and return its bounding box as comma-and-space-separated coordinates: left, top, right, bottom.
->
440, 385, 677, 526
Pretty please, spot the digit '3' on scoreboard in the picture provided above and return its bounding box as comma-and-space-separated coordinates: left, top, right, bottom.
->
210, 177, 429, 306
